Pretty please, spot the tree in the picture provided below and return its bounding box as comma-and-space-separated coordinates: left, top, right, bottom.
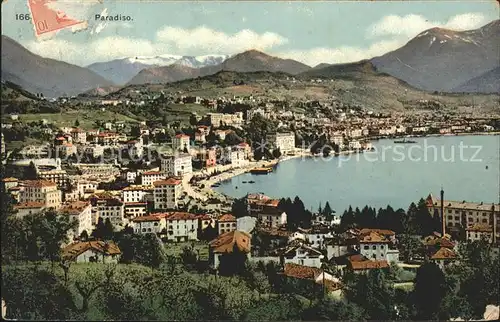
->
231, 197, 249, 218
322, 201, 333, 218
397, 234, 422, 262
74, 119, 80, 127
412, 262, 447, 320
302, 298, 365, 321
272, 148, 281, 159
103, 218, 114, 240
340, 206, 356, 231
79, 230, 89, 241
180, 246, 198, 270
242, 295, 303, 321
91, 218, 106, 240
218, 244, 248, 276
345, 269, 396, 320
26, 161, 38, 180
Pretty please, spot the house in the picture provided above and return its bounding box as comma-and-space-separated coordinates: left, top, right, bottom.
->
283, 263, 342, 296
132, 213, 168, 234
194, 131, 206, 143
208, 230, 251, 269
303, 226, 334, 249
161, 153, 193, 177
37, 169, 70, 191
466, 224, 494, 243
70, 128, 87, 144
19, 180, 62, 210
163, 212, 199, 242
13, 202, 46, 217
153, 177, 183, 210
281, 243, 324, 268
217, 214, 237, 235
173, 134, 190, 152
196, 148, 217, 168
62, 241, 121, 263
89, 194, 125, 228
58, 201, 93, 239
358, 231, 399, 263
1, 177, 19, 191
266, 132, 295, 153
141, 171, 165, 186
430, 247, 457, 270
257, 208, 287, 228
347, 256, 390, 274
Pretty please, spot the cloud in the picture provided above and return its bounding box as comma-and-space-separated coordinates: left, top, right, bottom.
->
278, 39, 402, 67
25, 26, 288, 65
368, 13, 487, 38
156, 26, 288, 53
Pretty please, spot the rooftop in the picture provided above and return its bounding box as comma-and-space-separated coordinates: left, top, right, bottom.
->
430, 247, 457, 260
349, 259, 389, 271
209, 230, 251, 254
62, 241, 121, 260
153, 178, 181, 186
59, 201, 90, 215
218, 214, 236, 222
20, 180, 57, 188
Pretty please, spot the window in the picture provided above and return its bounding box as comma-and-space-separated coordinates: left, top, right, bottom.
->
482, 219, 488, 223
468, 217, 473, 222
454, 216, 460, 221
364, 245, 369, 250
372, 245, 377, 250
448, 210, 452, 214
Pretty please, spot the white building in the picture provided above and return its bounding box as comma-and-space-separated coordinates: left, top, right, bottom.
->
153, 178, 183, 210
281, 244, 324, 268
359, 231, 399, 263
161, 154, 193, 177
62, 241, 121, 263
257, 210, 287, 228
164, 212, 200, 242
133, 213, 168, 234
58, 201, 93, 239
348, 140, 362, 150
70, 128, 87, 144
121, 185, 154, 203
266, 132, 295, 153
141, 171, 166, 186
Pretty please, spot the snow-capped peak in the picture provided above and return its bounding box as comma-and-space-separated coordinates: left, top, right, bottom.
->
124, 54, 230, 68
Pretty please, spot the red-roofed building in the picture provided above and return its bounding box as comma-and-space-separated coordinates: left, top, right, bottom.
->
89, 195, 124, 227
132, 213, 169, 234
19, 180, 62, 210
163, 212, 199, 242
70, 127, 87, 144
153, 177, 183, 210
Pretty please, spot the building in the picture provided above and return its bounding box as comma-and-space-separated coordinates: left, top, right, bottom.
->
89, 194, 125, 228
70, 128, 87, 144
161, 153, 193, 177
430, 247, 457, 270
19, 180, 62, 209
217, 214, 237, 235
173, 134, 190, 152
266, 132, 295, 153
426, 193, 500, 244
37, 169, 70, 191
466, 224, 494, 243
1, 177, 19, 191
281, 243, 324, 268
13, 202, 46, 217
196, 148, 217, 168
121, 185, 154, 203
58, 201, 93, 239
257, 209, 288, 228
209, 230, 251, 269
208, 112, 244, 128
358, 231, 399, 263
141, 171, 166, 186
153, 178, 183, 210
62, 241, 121, 263
124, 202, 148, 219
132, 213, 168, 234
164, 212, 199, 242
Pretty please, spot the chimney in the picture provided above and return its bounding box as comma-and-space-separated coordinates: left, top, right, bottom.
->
440, 188, 445, 237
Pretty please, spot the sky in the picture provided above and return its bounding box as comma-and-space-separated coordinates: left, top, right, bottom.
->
1, 0, 498, 67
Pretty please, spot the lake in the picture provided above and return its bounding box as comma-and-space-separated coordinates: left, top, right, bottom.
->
215, 135, 500, 214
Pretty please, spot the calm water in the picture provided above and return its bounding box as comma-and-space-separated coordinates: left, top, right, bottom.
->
215, 135, 500, 213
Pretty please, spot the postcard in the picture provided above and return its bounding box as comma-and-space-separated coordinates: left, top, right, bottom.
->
1, 0, 499, 321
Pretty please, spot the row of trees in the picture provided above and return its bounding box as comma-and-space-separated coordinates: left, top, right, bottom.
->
339, 198, 442, 236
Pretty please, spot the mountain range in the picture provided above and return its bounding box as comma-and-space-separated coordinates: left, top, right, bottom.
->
127, 50, 311, 85
1, 35, 113, 98
371, 19, 500, 92
1, 20, 498, 97
87, 54, 230, 85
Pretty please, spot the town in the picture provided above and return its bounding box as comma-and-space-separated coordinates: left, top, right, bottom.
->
1, 84, 499, 320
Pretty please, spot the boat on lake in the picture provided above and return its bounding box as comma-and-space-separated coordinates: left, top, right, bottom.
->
394, 138, 417, 144
250, 167, 273, 174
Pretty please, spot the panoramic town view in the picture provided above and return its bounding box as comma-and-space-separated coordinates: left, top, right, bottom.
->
0, 0, 499, 320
